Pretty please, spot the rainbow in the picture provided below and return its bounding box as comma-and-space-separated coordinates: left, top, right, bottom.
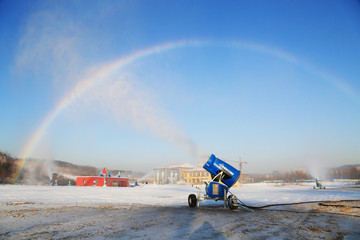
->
15, 39, 203, 181
15, 39, 357, 182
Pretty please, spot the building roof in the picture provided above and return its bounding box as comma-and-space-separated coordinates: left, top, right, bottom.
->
156, 163, 197, 170
184, 167, 206, 172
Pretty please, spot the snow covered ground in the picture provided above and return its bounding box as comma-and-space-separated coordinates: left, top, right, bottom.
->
1, 182, 359, 239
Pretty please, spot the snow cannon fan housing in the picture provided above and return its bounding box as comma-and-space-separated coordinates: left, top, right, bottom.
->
203, 154, 241, 188
205, 181, 228, 198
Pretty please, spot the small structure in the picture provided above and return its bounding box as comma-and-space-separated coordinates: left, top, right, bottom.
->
76, 168, 129, 187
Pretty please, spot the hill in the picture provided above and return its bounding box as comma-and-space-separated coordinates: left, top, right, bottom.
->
0, 150, 144, 185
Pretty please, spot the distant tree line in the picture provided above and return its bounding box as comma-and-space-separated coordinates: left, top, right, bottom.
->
250, 166, 360, 182
55, 160, 98, 176
329, 167, 360, 179
272, 170, 312, 182
0, 151, 25, 183
251, 169, 312, 183
0, 150, 145, 185
0, 151, 14, 182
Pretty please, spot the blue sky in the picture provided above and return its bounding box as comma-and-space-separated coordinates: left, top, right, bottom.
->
0, 0, 359, 173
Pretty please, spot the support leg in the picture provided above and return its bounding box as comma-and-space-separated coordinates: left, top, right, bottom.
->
197, 187, 200, 207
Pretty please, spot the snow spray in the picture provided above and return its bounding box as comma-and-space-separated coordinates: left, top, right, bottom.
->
46, 160, 55, 184
138, 170, 155, 183
307, 159, 328, 180
80, 71, 209, 164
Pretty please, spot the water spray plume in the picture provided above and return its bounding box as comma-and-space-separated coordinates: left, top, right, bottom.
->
16, 40, 206, 179
138, 170, 155, 183
86, 73, 209, 161
307, 159, 328, 180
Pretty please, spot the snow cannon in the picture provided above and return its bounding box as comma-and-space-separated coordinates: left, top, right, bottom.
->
313, 178, 325, 189
188, 154, 241, 210
203, 154, 241, 188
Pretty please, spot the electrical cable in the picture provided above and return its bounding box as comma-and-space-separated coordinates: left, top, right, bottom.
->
228, 190, 360, 211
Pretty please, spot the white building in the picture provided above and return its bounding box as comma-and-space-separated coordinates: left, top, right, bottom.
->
154, 163, 196, 184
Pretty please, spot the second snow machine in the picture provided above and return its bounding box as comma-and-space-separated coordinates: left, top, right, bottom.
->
188, 154, 241, 210
313, 178, 326, 189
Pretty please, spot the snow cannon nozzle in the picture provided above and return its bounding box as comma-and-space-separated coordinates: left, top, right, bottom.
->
203, 154, 241, 188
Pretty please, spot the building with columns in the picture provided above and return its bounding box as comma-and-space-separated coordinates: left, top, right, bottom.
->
154, 163, 196, 184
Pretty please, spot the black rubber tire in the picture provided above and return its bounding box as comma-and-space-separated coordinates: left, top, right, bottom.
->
227, 195, 238, 210
188, 194, 197, 208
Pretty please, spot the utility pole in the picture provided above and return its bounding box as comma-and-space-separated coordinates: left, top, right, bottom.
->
224, 157, 247, 185
239, 157, 247, 185
239, 157, 247, 172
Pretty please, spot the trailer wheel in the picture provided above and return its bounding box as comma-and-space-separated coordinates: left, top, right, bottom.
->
188, 194, 197, 208
228, 195, 238, 210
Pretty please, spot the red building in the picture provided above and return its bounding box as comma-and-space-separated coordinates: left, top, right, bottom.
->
76, 168, 130, 187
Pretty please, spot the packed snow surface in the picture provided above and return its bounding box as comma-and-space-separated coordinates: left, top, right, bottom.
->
1, 181, 358, 207
1, 182, 359, 239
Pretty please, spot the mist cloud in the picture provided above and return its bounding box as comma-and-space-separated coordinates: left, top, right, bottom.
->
78, 72, 208, 162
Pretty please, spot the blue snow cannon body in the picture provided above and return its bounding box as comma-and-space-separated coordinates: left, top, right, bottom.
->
315, 178, 322, 188
314, 178, 325, 189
